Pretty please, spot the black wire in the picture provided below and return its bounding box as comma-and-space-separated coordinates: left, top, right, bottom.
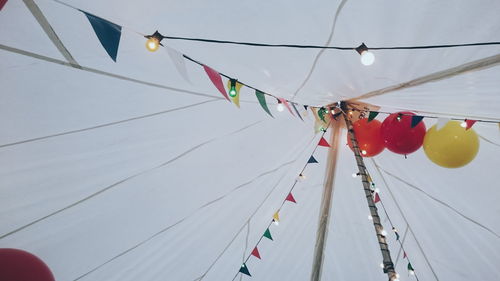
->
164, 36, 500, 51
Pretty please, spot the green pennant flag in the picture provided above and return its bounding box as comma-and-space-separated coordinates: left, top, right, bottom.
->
318, 108, 327, 122
407, 262, 414, 271
411, 115, 424, 128
263, 228, 273, 240
239, 263, 251, 276
368, 111, 379, 122
255, 90, 273, 117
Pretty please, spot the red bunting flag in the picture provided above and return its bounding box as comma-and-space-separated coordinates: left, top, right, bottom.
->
318, 137, 330, 147
251, 247, 261, 259
0, 0, 8, 10
374, 193, 381, 203
465, 119, 477, 130
285, 193, 297, 203
403, 251, 407, 259
278, 98, 295, 116
203, 65, 230, 101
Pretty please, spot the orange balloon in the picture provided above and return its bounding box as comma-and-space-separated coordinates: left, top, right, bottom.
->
347, 118, 385, 157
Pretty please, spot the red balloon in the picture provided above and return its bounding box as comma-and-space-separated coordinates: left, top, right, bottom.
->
347, 118, 385, 157
380, 111, 426, 154
0, 248, 55, 281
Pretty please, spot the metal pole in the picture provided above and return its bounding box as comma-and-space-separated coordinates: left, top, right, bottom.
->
310, 120, 341, 281
341, 102, 397, 281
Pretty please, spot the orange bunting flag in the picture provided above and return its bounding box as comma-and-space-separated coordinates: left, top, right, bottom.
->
465, 119, 477, 130
318, 137, 330, 147
278, 98, 295, 116
203, 65, 230, 101
374, 193, 381, 203
251, 247, 261, 259
285, 193, 297, 203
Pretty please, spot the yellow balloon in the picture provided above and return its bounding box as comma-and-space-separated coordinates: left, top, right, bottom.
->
423, 121, 479, 168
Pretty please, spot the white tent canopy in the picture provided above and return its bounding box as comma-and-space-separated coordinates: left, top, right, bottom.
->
1, 0, 499, 280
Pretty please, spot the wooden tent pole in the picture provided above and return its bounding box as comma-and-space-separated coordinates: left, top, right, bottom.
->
310, 120, 341, 281
341, 102, 397, 281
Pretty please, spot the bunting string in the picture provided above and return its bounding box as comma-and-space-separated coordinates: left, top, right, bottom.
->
232, 124, 331, 279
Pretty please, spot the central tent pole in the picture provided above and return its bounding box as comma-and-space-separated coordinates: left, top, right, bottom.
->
340, 102, 397, 281
310, 119, 341, 281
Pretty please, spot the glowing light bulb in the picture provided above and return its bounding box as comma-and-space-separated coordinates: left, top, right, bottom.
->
273, 219, 279, 226
396, 273, 400, 278
299, 173, 306, 180
409, 270, 415, 275
460, 121, 467, 128
368, 215, 373, 220
276, 103, 284, 112
360, 50, 375, 66
352, 173, 358, 178
228, 79, 238, 97
374, 188, 380, 193
380, 229, 387, 236
361, 150, 367, 155
146, 37, 160, 52
379, 263, 384, 268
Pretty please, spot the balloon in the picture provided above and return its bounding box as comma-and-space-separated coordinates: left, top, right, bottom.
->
381, 111, 426, 154
0, 248, 55, 281
347, 118, 385, 157
423, 121, 479, 168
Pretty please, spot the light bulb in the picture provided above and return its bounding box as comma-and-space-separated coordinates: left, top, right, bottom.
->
352, 173, 358, 178
368, 215, 373, 220
273, 219, 279, 226
380, 229, 387, 236
409, 270, 415, 275
299, 173, 306, 180
374, 188, 380, 193
396, 273, 400, 278
460, 121, 467, 128
360, 50, 375, 66
146, 37, 160, 52
228, 79, 238, 97
379, 263, 384, 268
277, 103, 284, 112
361, 150, 367, 155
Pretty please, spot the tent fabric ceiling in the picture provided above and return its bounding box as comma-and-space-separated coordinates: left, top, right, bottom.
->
1, 0, 499, 280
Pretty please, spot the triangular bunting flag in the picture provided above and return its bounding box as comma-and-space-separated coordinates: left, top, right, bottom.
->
465, 119, 476, 130
304, 105, 309, 111
255, 91, 273, 117
403, 251, 407, 259
285, 193, 297, 203
407, 262, 414, 271
278, 98, 295, 116
263, 228, 273, 240
308, 155, 318, 163
166, 47, 191, 83
368, 111, 379, 122
291, 102, 304, 121
0, 0, 8, 11
251, 247, 261, 259
411, 115, 424, 128
395, 231, 400, 241
203, 65, 230, 101
239, 263, 251, 276
83, 12, 122, 62
436, 118, 449, 130
273, 211, 280, 222
318, 137, 330, 147
373, 193, 381, 203
318, 108, 327, 122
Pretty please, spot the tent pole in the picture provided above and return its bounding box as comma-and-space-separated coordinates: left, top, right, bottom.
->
341, 102, 397, 281
310, 119, 341, 281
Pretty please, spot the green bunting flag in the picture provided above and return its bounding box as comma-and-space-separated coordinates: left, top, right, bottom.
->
411, 115, 424, 128
239, 263, 251, 276
368, 111, 379, 122
263, 228, 273, 240
83, 12, 122, 62
255, 90, 273, 117
318, 108, 327, 122
407, 262, 414, 271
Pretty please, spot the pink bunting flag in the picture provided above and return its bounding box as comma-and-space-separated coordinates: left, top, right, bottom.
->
318, 137, 330, 147
0, 0, 7, 10
403, 251, 407, 259
278, 98, 295, 116
203, 65, 230, 101
374, 193, 381, 203
285, 193, 297, 203
465, 119, 477, 130
251, 247, 261, 259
